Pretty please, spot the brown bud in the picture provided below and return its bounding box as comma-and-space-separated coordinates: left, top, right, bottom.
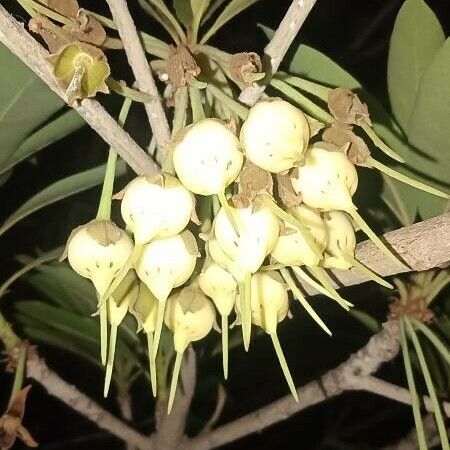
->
63, 10, 107, 46
230, 52, 264, 84
275, 171, 302, 208
323, 124, 371, 166
37, 0, 79, 19
167, 45, 201, 88
328, 88, 371, 125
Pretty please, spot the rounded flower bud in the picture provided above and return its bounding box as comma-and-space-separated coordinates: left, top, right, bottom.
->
213, 203, 279, 274
66, 219, 133, 296
240, 99, 310, 173
271, 205, 327, 267
172, 119, 243, 195
291, 142, 358, 212
322, 211, 356, 270
165, 285, 216, 353
121, 174, 194, 245
135, 231, 198, 302
199, 263, 237, 316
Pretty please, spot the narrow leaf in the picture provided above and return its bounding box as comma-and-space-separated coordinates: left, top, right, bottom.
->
405, 318, 449, 450
0, 161, 126, 237
399, 318, 428, 450
0, 110, 85, 177
201, 0, 261, 43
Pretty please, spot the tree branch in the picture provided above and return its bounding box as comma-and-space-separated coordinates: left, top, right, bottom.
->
239, 0, 318, 105
105, 0, 171, 164
0, 3, 158, 177
186, 320, 401, 450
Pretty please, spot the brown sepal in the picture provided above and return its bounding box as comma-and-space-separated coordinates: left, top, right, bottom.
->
37, 0, 79, 19
323, 124, 371, 166
167, 45, 201, 88
229, 52, 264, 84
231, 193, 252, 209
0, 386, 38, 450
29, 14, 73, 53
63, 10, 107, 46
275, 171, 302, 208
305, 114, 325, 137
388, 297, 434, 324
238, 160, 273, 201
328, 88, 371, 126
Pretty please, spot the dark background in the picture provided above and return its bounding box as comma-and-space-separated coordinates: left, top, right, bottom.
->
1, 0, 449, 449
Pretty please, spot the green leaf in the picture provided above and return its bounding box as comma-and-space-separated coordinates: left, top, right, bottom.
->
387, 0, 445, 133
0, 161, 127, 238
405, 39, 450, 210
0, 110, 85, 177
138, 0, 186, 43
201, 0, 261, 43
173, 0, 193, 27
191, 0, 211, 42
20, 323, 103, 369
14, 301, 140, 367
0, 43, 65, 170
399, 319, 427, 450
26, 262, 97, 314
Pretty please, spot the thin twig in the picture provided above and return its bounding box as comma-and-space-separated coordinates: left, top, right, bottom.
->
239, 0, 318, 105
105, 0, 171, 164
0, 3, 158, 176
349, 376, 450, 417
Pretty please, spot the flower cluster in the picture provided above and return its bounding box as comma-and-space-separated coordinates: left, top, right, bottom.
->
65, 96, 447, 412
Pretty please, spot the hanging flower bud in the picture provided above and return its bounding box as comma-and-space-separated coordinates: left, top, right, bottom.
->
213, 202, 279, 274
165, 285, 216, 412
240, 99, 310, 173
290, 142, 358, 212
135, 230, 199, 370
120, 174, 194, 245
322, 211, 356, 270
172, 119, 243, 196
66, 219, 133, 296
236, 272, 297, 401
271, 205, 327, 267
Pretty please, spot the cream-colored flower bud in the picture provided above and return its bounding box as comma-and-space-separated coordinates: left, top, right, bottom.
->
165, 285, 216, 353
173, 119, 243, 195
135, 231, 198, 303
199, 263, 237, 317
165, 285, 216, 413
290, 142, 358, 212
66, 219, 133, 296
322, 211, 356, 270
240, 99, 309, 173
121, 174, 194, 245
271, 205, 327, 267
213, 203, 279, 274
247, 272, 289, 335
